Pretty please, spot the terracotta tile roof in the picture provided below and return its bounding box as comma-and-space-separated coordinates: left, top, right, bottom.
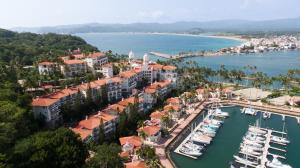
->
125, 161, 146, 168
73, 54, 85, 59
166, 97, 181, 104
119, 136, 143, 148
48, 87, 79, 99
104, 104, 126, 113
31, 97, 58, 107
87, 52, 106, 58
38, 61, 55, 65
149, 63, 164, 70
147, 80, 171, 91
164, 104, 180, 112
162, 65, 177, 71
64, 59, 85, 65
222, 87, 235, 93
119, 70, 137, 78
138, 125, 160, 136
71, 127, 92, 140
150, 111, 167, 119
118, 97, 143, 107
78, 112, 116, 130
145, 88, 156, 94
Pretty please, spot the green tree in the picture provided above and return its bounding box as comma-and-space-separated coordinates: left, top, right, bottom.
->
10, 128, 88, 168
86, 143, 123, 168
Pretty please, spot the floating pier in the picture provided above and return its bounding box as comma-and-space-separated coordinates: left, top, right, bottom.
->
232, 125, 289, 167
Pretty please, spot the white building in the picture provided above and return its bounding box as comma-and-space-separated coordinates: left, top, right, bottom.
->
60, 59, 87, 77
38, 62, 56, 75
85, 52, 108, 70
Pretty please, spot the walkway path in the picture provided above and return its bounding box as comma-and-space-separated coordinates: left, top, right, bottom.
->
154, 100, 208, 168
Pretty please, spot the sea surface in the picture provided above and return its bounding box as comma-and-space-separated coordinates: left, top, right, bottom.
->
170, 106, 300, 168
77, 32, 300, 76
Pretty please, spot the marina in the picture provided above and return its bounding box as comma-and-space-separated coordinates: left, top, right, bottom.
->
170, 106, 300, 168
174, 106, 229, 159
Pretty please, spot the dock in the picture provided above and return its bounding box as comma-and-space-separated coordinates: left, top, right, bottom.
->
149, 51, 202, 59
232, 126, 288, 167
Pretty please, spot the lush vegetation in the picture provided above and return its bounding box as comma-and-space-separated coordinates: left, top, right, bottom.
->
0, 28, 97, 65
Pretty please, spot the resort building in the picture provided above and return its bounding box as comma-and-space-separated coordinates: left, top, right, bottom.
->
60, 59, 87, 77
165, 97, 184, 119
99, 63, 114, 78
150, 111, 168, 128
119, 70, 138, 95
72, 112, 117, 142
38, 61, 56, 75
119, 136, 143, 159
143, 80, 173, 108
31, 87, 81, 126
128, 51, 178, 87
137, 125, 161, 143
117, 96, 144, 114
84, 52, 108, 70
31, 77, 122, 126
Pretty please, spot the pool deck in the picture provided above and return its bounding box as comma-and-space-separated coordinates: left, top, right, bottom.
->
152, 99, 300, 168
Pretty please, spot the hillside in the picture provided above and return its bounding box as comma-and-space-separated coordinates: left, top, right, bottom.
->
11, 17, 300, 34
0, 28, 98, 65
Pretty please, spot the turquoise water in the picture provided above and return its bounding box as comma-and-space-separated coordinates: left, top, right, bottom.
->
170, 106, 300, 168
77, 32, 300, 76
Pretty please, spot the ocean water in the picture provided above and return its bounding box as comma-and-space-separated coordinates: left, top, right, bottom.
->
77, 32, 300, 76
170, 106, 300, 168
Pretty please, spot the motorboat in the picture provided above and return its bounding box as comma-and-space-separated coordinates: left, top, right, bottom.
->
214, 108, 229, 118
240, 147, 262, 156
271, 135, 290, 144
183, 141, 204, 151
297, 117, 300, 124
243, 137, 265, 145
198, 128, 216, 137
203, 123, 220, 130
243, 107, 257, 116
266, 157, 292, 168
202, 124, 219, 131
179, 146, 202, 157
246, 131, 266, 138
240, 144, 263, 152
203, 118, 222, 126
242, 140, 264, 148
244, 134, 266, 143
263, 112, 268, 119
249, 127, 267, 135
233, 155, 259, 166
190, 133, 212, 144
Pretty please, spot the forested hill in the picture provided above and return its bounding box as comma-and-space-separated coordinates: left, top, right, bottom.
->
0, 28, 97, 65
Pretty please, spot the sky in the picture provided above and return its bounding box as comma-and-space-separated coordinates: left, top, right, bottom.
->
1, 0, 300, 28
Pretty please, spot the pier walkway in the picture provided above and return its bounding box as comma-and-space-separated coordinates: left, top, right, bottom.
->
222, 100, 300, 117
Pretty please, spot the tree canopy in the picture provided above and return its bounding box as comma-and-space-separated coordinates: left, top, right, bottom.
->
10, 128, 88, 168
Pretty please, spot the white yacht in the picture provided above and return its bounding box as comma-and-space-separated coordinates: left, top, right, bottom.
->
249, 127, 267, 135
242, 140, 264, 148
271, 135, 290, 144
191, 133, 212, 144
183, 141, 204, 151
297, 117, 300, 124
266, 157, 292, 168
179, 146, 202, 157
233, 155, 259, 166
244, 135, 265, 144
240, 144, 263, 152
198, 128, 216, 137
214, 108, 229, 118
243, 107, 257, 116
240, 147, 262, 156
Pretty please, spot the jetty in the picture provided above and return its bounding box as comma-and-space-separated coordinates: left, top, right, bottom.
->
149, 51, 204, 59
232, 125, 289, 167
